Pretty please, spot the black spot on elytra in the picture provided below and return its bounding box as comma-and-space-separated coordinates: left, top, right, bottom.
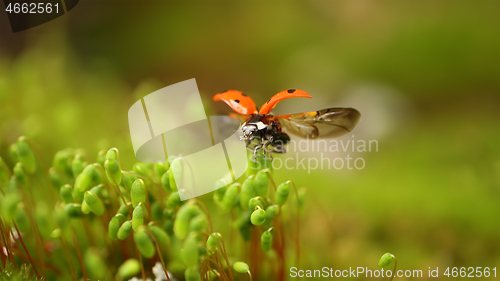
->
266, 99, 271, 104
234, 99, 240, 103
287, 89, 296, 93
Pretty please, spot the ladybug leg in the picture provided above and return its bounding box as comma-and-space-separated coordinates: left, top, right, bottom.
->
251, 136, 267, 161
263, 141, 274, 160
245, 135, 261, 153
267, 150, 274, 160
272, 146, 287, 153
253, 144, 263, 162
269, 142, 287, 154
245, 135, 258, 147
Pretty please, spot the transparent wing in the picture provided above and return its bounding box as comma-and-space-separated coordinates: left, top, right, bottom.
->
274, 108, 361, 139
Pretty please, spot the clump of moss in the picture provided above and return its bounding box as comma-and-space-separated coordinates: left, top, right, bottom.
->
0, 136, 304, 280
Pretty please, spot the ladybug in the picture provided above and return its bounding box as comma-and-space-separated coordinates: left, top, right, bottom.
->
213, 89, 361, 160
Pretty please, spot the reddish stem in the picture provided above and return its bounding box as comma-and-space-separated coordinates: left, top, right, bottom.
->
13, 223, 40, 278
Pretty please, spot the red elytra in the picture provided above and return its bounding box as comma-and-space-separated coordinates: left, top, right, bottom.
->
213, 90, 257, 115
258, 89, 311, 115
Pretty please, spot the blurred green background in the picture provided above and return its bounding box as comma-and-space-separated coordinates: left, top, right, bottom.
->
1, 0, 499, 279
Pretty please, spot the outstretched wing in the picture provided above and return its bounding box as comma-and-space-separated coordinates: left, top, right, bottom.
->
273, 108, 361, 139
258, 89, 311, 115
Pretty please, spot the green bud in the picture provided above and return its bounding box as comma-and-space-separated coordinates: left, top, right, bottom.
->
90, 184, 105, 196
181, 234, 199, 267
151, 201, 163, 221
169, 166, 178, 191
163, 208, 175, 219
174, 203, 202, 239
53, 149, 74, 176
60, 184, 73, 204
134, 226, 155, 258
13, 163, 28, 187
16, 137, 36, 174
0, 193, 21, 221
198, 244, 207, 256
36, 203, 53, 237
92, 163, 105, 184
119, 185, 130, 202
117, 259, 140, 280
379, 253, 395, 268
81, 200, 91, 214
50, 228, 61, 239
105, 158, 122, 185
122, 173, 136, 193
130, 179, 146, 208
9, 143, 18, 163
106, 148, 119, 161
117, 220, 133, 240
84, 191, 105, 216
163, 219, 174, 236
248, 197, 265, 210
14, 207, 30, 233
72, 154, 86, 178
154, 162, 169, 178
250, 208, 266, 225
266, 205, 279, 222
0, 157, 10, 185
221, 183, 239, 212
133, 162, 153, 178
297, 187, 306, 212
213, 180, 228, 205
74, 164, 95, 193
49, 167, 63, 189
84, 248, 107, 280
132, 202, 144, 231
148, 225, 169, 246
108, 214, 126, 240
65, 203, 83, 218
166, 191, 181, 209
4, 176, 18, 194
248, 150, 272, 174
239, 224, 251, 241
185, 266, 201, 281
160, 170, 171, 192
233, 261, 250, 274
96, 150, 106, 167
275, 181, 291, 206
117, 204, 130, 217
189, 214, 207, 233
261, 230, 273, 252
206, 232, 222, 255
207, 270, 219, 280
240, 175, 255, 209
254, 169, 270, 197
55, 205, 69, 231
